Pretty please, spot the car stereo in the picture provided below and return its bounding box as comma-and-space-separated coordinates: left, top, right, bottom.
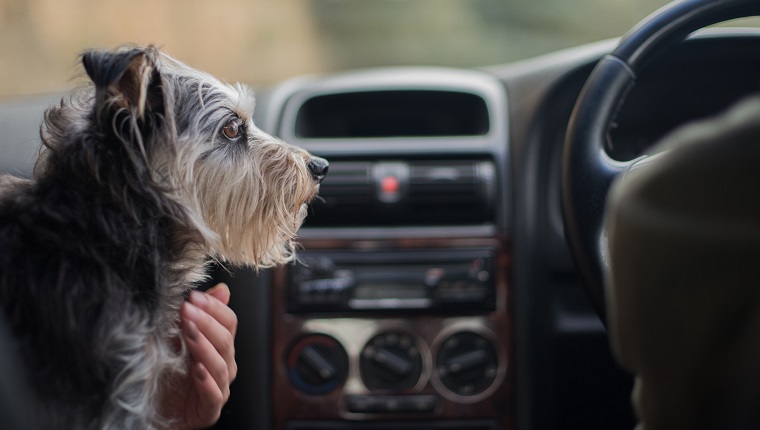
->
289, 248, 495, 314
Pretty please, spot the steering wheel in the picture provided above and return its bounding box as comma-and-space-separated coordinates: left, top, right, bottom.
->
562, 0, 760, 323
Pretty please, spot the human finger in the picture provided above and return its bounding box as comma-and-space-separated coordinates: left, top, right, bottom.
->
205, 282, 230, 306
189, 288, 238, 338
183, 298, 237, 383
189, 361, 225, 428
182, 302, 232, 397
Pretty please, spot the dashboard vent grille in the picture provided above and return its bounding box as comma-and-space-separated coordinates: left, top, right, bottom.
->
305, 159, 496, 227
410, 162, 481, 203
407, 161, 495, 222
316, 161, 373, 207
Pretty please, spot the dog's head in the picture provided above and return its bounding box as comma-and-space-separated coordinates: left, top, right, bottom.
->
37, 46, 327, 268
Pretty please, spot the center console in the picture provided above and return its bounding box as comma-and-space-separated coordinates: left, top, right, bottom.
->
266, 68, 512, 430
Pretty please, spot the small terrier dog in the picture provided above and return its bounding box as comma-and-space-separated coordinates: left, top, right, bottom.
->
0, 46, 327, 428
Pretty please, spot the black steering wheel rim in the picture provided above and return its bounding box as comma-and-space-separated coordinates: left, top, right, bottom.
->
562, 0, 760, 323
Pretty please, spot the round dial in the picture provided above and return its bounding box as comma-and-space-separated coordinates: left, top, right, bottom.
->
360, 331, 423, 391
435, 331, 499, 396
287, 334, 348, 395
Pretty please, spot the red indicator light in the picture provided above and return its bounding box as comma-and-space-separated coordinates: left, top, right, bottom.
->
381, 176, 399, 193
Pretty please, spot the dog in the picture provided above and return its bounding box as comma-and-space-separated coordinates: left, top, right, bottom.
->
0, 45, 327, 429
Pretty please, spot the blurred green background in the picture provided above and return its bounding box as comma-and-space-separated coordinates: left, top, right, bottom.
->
0, 0, 743, 98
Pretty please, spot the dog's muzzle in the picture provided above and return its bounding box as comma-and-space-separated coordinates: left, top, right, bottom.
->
307, 157, 329, 184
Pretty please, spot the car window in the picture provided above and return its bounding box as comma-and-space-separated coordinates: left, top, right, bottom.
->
0, 0, 683, 99
4, 0, 760, 100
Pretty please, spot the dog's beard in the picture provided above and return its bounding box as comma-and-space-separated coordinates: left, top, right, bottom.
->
296, 202, 309, 228
185, 139, 317, 269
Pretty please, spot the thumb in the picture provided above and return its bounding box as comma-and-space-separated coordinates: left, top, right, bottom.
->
205, 283, 230, 306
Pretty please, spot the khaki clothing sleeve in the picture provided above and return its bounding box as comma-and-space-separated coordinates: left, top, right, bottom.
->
604, 95, 760, 430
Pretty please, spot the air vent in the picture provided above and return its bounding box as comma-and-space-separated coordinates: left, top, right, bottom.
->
317, 161, 373, 207
409, 161, 492, 204
407, 161, 495, 223
294, 90, 490, 138
305, 159, 496, 227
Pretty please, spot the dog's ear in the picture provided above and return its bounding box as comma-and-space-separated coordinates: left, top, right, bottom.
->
82, 47, 165, 121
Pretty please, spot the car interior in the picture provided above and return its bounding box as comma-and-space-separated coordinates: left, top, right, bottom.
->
1, 0, 760, 429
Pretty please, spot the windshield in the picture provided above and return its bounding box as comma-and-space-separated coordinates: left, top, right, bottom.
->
0, 0, 742, 98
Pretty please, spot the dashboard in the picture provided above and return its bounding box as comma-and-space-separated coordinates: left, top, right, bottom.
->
3, 28, 760, 430
266, 68, 511, 430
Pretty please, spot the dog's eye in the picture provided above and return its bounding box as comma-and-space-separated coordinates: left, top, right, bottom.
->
222, 119, 243, 141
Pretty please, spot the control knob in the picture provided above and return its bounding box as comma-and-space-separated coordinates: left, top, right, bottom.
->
360, 331, 423, 391
435, 331, 499, 396
287, 334, 348, 395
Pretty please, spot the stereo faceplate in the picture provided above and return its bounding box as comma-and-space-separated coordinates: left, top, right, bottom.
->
289, 248, 496, 314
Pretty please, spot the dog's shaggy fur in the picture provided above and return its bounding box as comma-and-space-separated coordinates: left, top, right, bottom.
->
0, 46, 326, 429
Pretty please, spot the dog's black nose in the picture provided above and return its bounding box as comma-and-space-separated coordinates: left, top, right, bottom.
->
308, 157, 329, 183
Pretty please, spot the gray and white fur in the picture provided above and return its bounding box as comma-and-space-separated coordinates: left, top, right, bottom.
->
0, 45, 327, 429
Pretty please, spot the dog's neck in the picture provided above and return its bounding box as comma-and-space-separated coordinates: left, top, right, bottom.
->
32, 155, 210, 295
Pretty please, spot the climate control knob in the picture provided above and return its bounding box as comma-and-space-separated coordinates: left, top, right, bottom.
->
287, 334, 348, 395
435, 331, 499, 396
360, 331, 423, 391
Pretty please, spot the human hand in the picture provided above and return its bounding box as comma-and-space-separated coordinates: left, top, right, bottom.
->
162, 283, 238, 429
